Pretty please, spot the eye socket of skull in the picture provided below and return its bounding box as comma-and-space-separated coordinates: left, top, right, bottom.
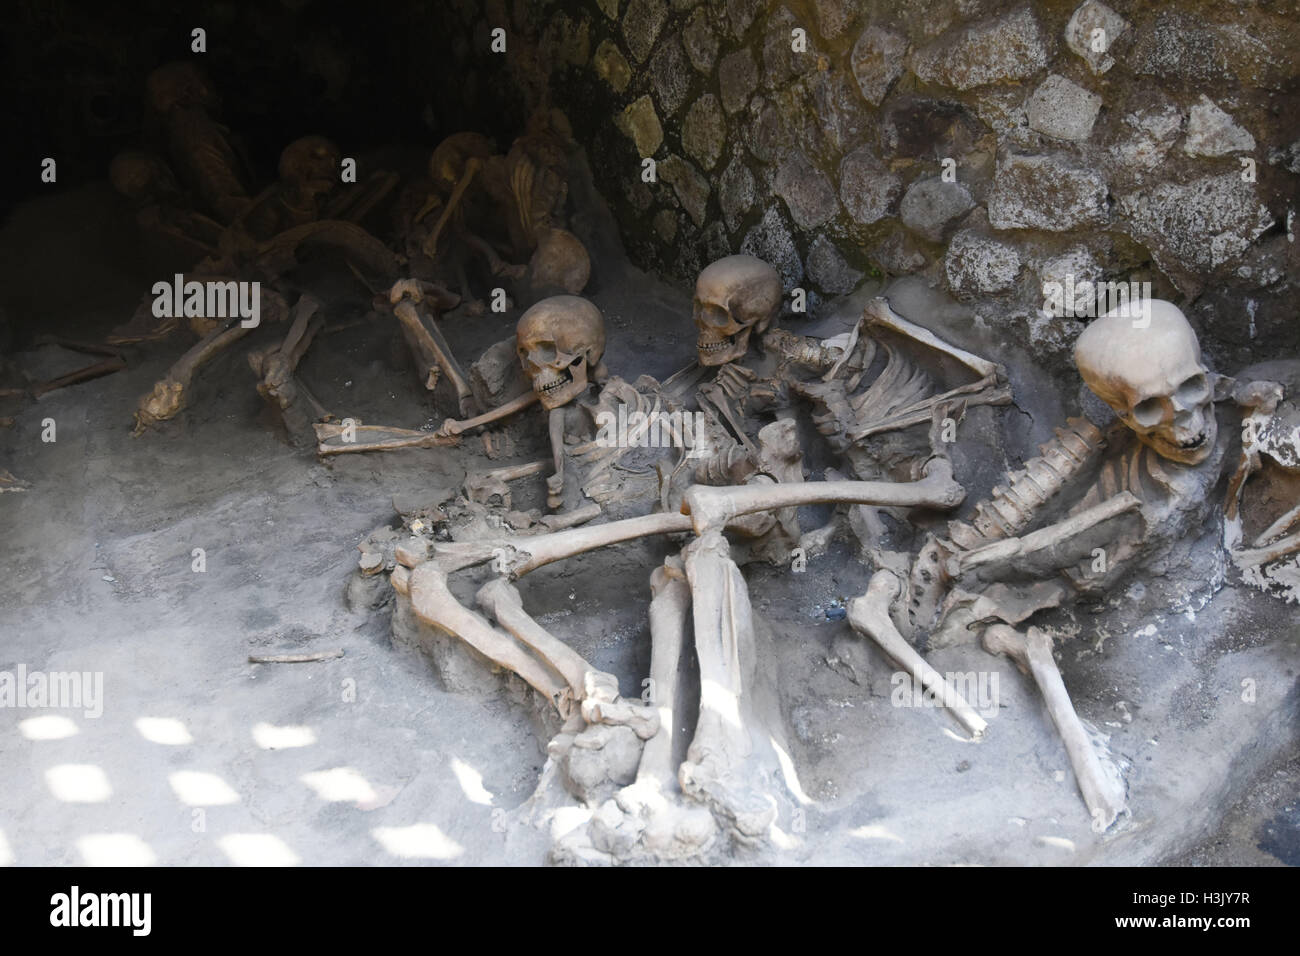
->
1175, 373, 1208, 407
1131, 397, 1167, 428
696, 302, 735, 330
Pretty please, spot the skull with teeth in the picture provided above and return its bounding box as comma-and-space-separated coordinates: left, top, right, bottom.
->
693, 255, 782, 366
278, 135, 341, 200
516, 295, 607, 410
1075, 299, 1217, 465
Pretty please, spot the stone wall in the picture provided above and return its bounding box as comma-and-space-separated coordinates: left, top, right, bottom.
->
456, 0, 1299, 377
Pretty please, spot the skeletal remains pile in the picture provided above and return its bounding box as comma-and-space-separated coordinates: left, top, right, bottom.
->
77, 59, 1296, 863
335, 252, 1300, 863
107, 61, 590, 442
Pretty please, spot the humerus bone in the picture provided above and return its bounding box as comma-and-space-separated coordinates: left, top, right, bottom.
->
982, 624, 1126, 830
29, 340, 127, 398
421, 156, 481, 259
390, 297, 475, 412
847, 570, 988, 739
314, 422, 458, 455
133, 319, 255, 434
947, 492, 1142, 576
430, 511, 696, 576
476, 578, 593, 698
680, 457, 966, 534
407, 562, 573, 718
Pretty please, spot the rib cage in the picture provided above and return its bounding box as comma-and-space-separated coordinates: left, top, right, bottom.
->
948, 416, 1106, 549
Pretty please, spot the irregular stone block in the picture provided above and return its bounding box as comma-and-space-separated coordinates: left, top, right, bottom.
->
740, 205, 802, 288
850, 25, 907, 106
900, 177, 975, 242
650, 36, 690, 117
593, 39, 632, 93
1128, 12, 1226, 83
1026, 74, 1102, 143
807, 235, 863, 295
774, 151, 838, 229
719, 154, 756, 232
945, 230, 1022, 297
839, 146, 901, 226
682, 8, 718, 72
1108, 102, 1182, 172
1183, 96, 1255, 158
813, 0, 853, 40
910, 6, 1049, 91
719, 48, 759, 114
763, 6, 814, 90
1064, 0, 1128, 74
623, 0, 668, 64
616, 95, 663, 156
660, 154, 710, 227
1117, 172, 1274, 276
683, 94, 726, 171
988, 153, 1108, 231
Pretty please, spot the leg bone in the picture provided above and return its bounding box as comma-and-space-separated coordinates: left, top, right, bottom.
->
983, 624, 1126, 830
847, 570, 988, 739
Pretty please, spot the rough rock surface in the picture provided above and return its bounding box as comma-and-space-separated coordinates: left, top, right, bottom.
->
774, 151, 839, 229
1183, 96, 1256, 158
910, 6, 1050, 91
900, 177, 975, 243
840, 146, 900, 227
850, 25, 907, 106
988, 153, 1108, 231
946, 229, 1023, 296
1026, 74, 1102, 143
1117, 173, 1274, 281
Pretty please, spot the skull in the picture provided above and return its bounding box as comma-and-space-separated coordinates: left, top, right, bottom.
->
693, 255, 782, 366
428, 132, 497, 189
1075, 299, 1216, 465
278, 136, 341, 198
109, 150, 178, 201
516, 296, 606, 410
146, 62, 218, 113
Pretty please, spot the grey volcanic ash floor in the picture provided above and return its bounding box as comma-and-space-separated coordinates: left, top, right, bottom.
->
0, 186, 1296, 867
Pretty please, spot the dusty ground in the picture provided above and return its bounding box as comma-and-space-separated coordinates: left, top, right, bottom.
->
0, 181, 1295, 867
